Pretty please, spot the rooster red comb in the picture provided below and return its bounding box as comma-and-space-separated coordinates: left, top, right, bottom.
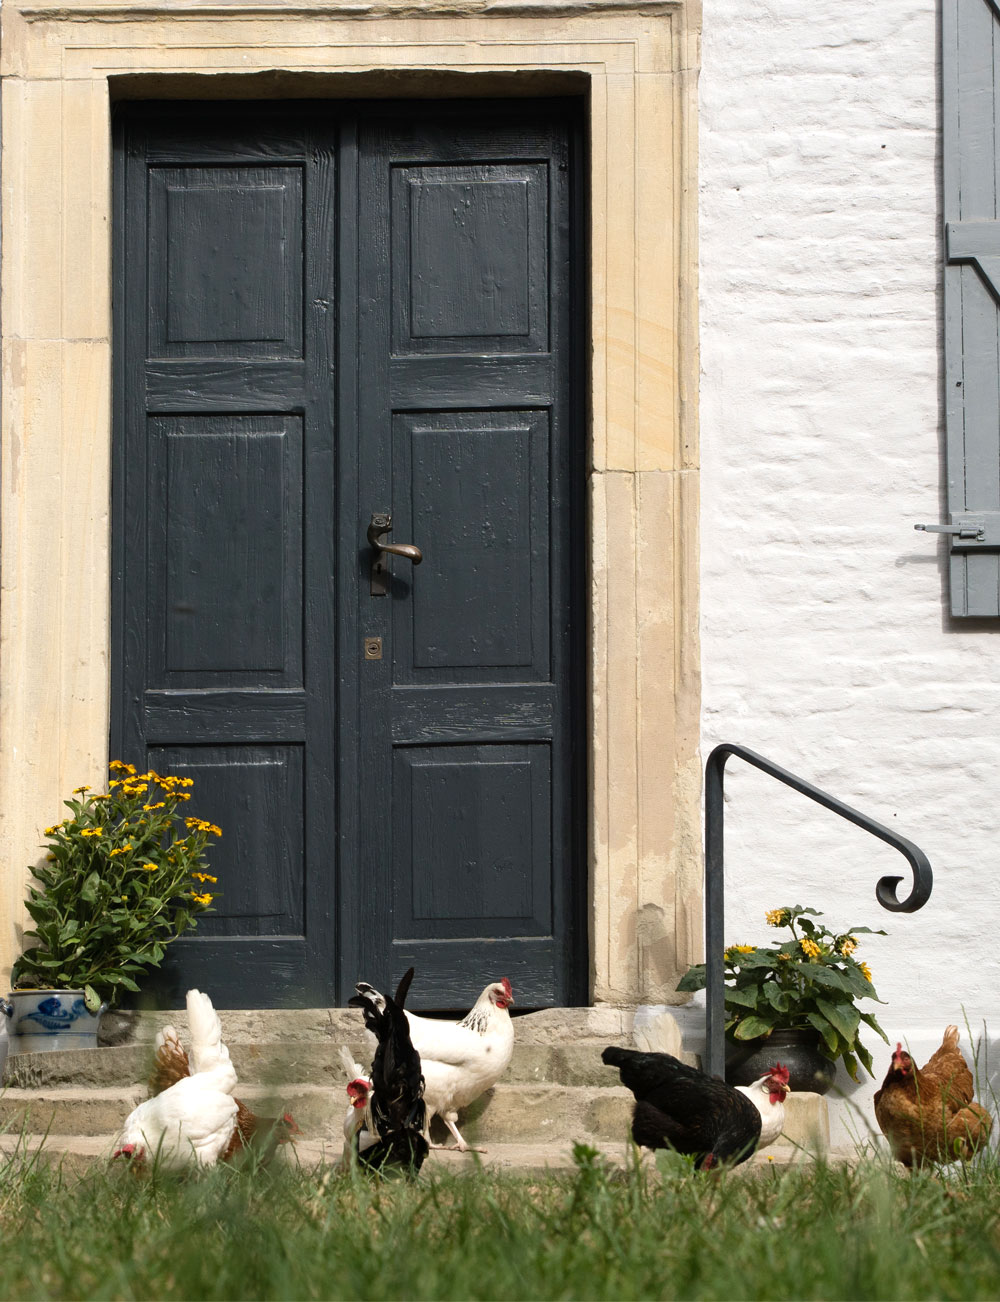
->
501, 977, 513, 999
769, 1063, 790, 1085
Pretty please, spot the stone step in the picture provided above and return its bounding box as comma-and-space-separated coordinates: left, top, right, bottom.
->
93, 1005, 634, 1048
4, 1038, 624, 1091
0, 1081, 632, 1144
0, 1079, 828, 1152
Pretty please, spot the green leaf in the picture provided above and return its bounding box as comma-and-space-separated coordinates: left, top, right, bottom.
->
723, 987, 759, 1009
815, 997, 860, 1045
83, 984, 102, 1014
805, 1011, 840, 1053
858, 1010, 889, 1043
676, 965, 706, 992
79, 872, 100, 905
855, 1040, 875, 1078
802, 965, 856, 995
731, 1015, 776, 1040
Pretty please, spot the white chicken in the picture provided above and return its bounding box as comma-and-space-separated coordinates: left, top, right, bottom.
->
384, 976, 515, 1152
338, 1045, 376, 1169
113, 988, 238, 1169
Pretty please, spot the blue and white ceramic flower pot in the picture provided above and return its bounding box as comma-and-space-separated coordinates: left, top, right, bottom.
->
7, 990, 104, 1053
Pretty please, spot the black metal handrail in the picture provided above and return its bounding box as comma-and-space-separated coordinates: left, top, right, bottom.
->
704, 743, 934, 1080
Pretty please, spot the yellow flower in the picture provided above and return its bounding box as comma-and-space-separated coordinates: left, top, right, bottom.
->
109, 760, 130, 773
837, 936, 858, 956
108, 844, 132, 857
777, 952, 791, 961
72, 785, 90, 795
44, 826, 58, 836
176, 793, 191, 801
142, 803, 166, 812
765, 908, 790, 928
80, 827, 103, 837
859, 962, 873, 983
141, 862, 157, 872
192, 872, 218, 884
190, 891, 214, 906
800, 938, 821, 959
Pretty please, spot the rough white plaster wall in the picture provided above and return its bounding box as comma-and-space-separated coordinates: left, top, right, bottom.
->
698, 0, 1000, 1143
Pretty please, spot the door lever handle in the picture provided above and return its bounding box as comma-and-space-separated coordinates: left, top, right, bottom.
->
368, 512, 422, 596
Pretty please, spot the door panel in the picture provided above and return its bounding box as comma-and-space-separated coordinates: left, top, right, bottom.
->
114, 107, 337, 1006
354, 111, 581, 1006
113, 100, 584, 1009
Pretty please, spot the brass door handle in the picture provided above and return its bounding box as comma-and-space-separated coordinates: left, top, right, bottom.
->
368, 512, 422, 596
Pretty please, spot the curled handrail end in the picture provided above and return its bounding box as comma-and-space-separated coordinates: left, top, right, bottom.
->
875, 868, 933, 913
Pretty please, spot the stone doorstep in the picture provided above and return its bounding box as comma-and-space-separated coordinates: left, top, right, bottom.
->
1, 1005, 831, 1160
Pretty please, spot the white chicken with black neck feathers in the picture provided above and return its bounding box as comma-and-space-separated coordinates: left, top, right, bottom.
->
354, 975, 515, 1152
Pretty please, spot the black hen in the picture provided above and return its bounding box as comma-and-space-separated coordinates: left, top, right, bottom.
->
602, 1046, 762, 1169
349, 968, 428, 1174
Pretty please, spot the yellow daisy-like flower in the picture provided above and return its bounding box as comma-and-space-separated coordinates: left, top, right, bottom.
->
72, 785, 90, 795
109, 760, 131, 772
765, 908, 790, 928
141, 862, 158, 872
192, 872, 218, 885
44, 825, 58, 836
143, 803, 166, 812
190, 891, 214, 906
859, 962, 873, 983
800, 938, 822, 959
777, 952, 791, 962
837, 936, 858, 956
108, 844, 132, 857
176, 793, 192, 801
80, 827, 103, 837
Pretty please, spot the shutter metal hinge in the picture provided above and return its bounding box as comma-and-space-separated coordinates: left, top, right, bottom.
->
914, 515, 1000, 547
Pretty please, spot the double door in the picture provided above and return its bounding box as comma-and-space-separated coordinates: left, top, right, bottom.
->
112, 99, 585, 1007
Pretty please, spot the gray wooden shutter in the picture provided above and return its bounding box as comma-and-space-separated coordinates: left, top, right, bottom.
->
942, 0, 1000, 615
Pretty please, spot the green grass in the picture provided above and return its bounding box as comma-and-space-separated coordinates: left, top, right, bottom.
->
1, 1142, 999, 1300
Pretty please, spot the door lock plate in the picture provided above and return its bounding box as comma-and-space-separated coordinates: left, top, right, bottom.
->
364, 636, 383, 660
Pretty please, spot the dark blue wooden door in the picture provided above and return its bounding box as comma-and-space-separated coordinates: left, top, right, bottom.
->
113, 101, 584, 1008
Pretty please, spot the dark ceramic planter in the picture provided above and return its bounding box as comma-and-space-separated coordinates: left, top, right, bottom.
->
725, 1027, 837, 1095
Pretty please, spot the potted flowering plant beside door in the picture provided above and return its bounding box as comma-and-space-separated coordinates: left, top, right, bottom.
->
9, 761, 221, 1050
678, 904, 888, 1089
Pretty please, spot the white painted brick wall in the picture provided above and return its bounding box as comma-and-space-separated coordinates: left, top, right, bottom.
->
699, 0, 1000, 1140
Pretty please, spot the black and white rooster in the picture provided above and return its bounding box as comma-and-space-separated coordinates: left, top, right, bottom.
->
348, 968, 428, 1174
602, 1046, 790, 1169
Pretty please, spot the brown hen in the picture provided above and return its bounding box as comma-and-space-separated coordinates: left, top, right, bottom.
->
874, 1025, 992, 1168
149, 1021, 300, 1164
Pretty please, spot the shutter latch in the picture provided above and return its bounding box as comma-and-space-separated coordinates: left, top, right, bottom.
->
914, 515, 1000, 546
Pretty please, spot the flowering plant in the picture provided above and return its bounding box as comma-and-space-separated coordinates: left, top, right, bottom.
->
677, 905, 888, 1080
12, 762, 221, 1013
